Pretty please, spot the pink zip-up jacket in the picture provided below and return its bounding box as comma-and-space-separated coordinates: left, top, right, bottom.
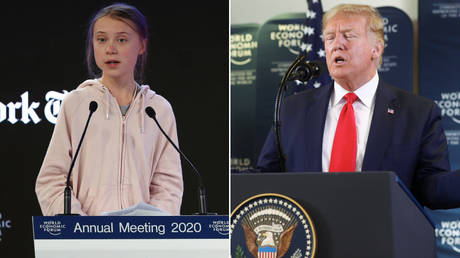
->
35, 79, 183, 215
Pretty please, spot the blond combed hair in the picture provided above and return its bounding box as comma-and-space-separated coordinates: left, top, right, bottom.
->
322, 4, 385, 65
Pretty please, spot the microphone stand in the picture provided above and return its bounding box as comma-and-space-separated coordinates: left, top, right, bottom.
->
145, 107, 216, 215
273, 55, 306, 172
57, 101, 98, 216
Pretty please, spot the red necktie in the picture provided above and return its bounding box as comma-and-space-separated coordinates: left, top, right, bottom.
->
329, 92, 358, 172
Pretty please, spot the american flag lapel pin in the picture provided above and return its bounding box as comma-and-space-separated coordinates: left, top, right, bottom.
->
387, 108, 395, 114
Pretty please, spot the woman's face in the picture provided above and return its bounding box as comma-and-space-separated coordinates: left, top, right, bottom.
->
92, 16, 145, 81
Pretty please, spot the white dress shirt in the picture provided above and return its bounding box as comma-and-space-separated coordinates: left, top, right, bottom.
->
322, 73, 379, 172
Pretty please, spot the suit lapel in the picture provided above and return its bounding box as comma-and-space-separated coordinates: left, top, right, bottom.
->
362, 81, 398, 170
302, 84, 333, 171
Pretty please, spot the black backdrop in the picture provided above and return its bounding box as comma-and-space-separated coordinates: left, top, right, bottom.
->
0, 1, 228, 256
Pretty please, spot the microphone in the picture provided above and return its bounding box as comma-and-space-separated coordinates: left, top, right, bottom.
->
287, 60, 326, 82
274, 57, 328, 171
145, 106, 214, 215
57, 101, 98, 216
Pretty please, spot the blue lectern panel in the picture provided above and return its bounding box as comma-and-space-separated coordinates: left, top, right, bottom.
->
32, 216, 229, 258
33, 215, 229, 239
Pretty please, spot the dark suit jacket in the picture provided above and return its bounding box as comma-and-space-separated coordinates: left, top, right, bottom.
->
257, 80, 460, 209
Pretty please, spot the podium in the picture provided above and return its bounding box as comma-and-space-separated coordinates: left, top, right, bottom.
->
32, 215, 229, 258
231, 171, 436, 258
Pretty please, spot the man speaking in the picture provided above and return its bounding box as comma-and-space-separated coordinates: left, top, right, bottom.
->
256, 4, 460, 209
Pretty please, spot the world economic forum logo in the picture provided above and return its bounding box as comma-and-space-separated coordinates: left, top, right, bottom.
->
435, 91, 460, 124
269, 23, 306, 56
231, 193, 316, 258
231, 33, 257, 66
39, 220, 66, 236
0, 212, 12, 242
210, 219, 230, 236
436, 220, 460, 254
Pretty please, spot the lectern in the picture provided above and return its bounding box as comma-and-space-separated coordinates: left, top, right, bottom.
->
32, 215, 229, 258
231, 171, 435, 258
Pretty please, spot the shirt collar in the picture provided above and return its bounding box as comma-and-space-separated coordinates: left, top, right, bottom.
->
332, 73, 379, 108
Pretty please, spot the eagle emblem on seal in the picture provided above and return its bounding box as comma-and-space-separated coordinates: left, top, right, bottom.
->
231, 194, 316, 258
241, 203, 299, 258
242, 219, 297, 258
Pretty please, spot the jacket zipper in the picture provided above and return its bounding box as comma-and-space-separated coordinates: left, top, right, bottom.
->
118, 89, 141, 210
119, 120, 126, 209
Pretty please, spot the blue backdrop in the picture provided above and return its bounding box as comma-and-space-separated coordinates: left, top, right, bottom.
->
419, 0, 460, 256
419, 0, 460, 171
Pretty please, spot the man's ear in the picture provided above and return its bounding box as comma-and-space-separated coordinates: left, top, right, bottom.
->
372, 40, 384, 60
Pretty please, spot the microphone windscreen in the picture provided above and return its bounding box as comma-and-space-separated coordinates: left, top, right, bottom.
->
310, 60, 328, 78
145, 106, 156, 118
89, 101, 98, 112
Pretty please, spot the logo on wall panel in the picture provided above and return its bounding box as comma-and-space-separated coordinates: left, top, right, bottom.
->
436, 220, 460, 254
0, 212, 12, 242
231, 193, 316, 258
434, 91, 460, 124
231, 33, 258, 66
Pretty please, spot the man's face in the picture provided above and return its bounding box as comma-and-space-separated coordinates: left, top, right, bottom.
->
323, 14, 380, 89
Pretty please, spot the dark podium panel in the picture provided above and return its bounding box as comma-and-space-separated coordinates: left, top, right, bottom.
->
231, 171, 435, 258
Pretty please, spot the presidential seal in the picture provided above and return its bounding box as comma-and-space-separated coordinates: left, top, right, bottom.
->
231, 193, 316, 258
